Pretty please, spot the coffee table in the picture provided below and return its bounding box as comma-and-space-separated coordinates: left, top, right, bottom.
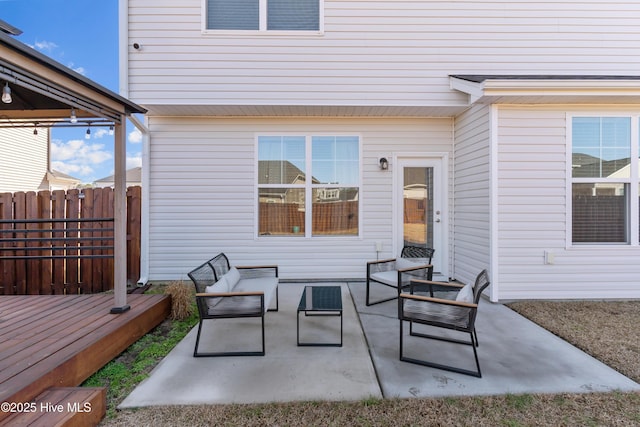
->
297, 286, 343, 347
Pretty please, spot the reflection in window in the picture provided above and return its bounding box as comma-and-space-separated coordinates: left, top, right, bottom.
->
258, 188, 305, 236
257, 135, 360, 237
312, 188, 359, 236
572, 117, 630, 178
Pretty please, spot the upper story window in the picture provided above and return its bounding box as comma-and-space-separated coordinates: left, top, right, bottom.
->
206, 0, 321, 32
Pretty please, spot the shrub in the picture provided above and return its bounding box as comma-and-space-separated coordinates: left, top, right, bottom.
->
165, 280, 194, 320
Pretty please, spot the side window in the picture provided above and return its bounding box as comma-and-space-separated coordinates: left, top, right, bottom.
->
571, 117, 631, 243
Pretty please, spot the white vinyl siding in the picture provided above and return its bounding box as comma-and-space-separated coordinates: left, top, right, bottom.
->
495, 106, 640, 300
453, 104, 492, 288
127, 0, 640, 110
146, 117, 452, 280
0, 128, 48, 193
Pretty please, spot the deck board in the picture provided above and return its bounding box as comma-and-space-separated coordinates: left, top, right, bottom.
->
0, 294, 170, 424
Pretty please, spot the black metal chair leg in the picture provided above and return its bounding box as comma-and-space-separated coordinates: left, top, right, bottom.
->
193, 320, 204, 357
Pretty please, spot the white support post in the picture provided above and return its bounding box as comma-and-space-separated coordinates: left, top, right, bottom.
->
111, 115, 130, 314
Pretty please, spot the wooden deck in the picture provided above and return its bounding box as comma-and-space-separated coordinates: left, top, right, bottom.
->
0, 293, 170, 425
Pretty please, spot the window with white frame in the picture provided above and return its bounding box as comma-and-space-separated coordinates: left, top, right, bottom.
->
571, 116, 635, 244
257, 135, 360, 237
205, 0, 320, 31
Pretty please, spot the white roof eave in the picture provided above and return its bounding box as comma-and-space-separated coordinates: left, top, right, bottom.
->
449, 76, 640, 105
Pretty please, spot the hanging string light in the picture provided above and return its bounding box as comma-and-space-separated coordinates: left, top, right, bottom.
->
2, 82, 12, 104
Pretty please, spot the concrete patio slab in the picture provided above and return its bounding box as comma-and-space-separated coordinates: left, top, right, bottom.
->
120, 281, 640, 408
119, 283, 381, 407
350, 281, 640, 398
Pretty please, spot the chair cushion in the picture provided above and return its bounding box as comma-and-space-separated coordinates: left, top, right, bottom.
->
403, 299, 471, 329
204, 275, 229, 308
224, 267, 241, 289
395, 257, 421, 270
370, 270, 399, 286
455, 283, 474, 303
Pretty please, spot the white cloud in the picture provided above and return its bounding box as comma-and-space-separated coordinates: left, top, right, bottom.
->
51, 161, 94, 177
50, 138, 112, 179
93, 128, 109, 139
128, 129, 142, 144
34, 40, 58, 52
127, 153, 142, 169
67, 62, 86, 75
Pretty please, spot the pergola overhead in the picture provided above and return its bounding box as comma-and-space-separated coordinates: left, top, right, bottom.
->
0, 25, 146, 313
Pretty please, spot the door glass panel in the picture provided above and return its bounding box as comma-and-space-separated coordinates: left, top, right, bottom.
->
403, 167, 433, 249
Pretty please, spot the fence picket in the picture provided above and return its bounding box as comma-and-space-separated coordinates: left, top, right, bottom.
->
80, 188, 94, 293
52, 190, 66, 294
0, 192, 15, 294
38, 190, 52, 295
66, 189, 80, 294
13, 192, 27, 294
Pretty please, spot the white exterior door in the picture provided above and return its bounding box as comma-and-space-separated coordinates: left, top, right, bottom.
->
394, 155, 448, 279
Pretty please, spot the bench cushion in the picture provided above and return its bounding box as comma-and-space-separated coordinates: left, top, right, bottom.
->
204, 276, 230, 308
207, 277, 278, 316
234, 277, 278, 310
224, 267, 241, 289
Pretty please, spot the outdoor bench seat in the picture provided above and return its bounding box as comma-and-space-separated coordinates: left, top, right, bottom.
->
188, 253, 279, 357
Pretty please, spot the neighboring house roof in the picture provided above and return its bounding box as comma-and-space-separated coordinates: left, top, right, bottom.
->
49, 169, 81, 182
40, 169, 82, 191
572, 154, 631, 179
94, 167, 142, 187
258, 161, 320, 185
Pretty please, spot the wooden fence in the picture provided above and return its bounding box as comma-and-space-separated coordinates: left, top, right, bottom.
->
0, 186, 141, 295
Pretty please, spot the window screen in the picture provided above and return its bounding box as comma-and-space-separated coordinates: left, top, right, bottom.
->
207, 0, 259, 30
267, 0, 319, 30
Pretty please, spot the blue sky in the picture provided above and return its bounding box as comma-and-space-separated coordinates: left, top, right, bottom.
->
2, 0, 142, 183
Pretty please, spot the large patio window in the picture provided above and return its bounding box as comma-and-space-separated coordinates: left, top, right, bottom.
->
257, 135, 360, 237
571, 117, 632, 244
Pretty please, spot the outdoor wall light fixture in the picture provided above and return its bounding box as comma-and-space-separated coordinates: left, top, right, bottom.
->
2, 82, 12, 104
108, 125, 114, 135
379, 157, 389, 170
70, 108, 77, 123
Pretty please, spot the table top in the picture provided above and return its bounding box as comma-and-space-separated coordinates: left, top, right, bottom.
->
298, 286, 342, 312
